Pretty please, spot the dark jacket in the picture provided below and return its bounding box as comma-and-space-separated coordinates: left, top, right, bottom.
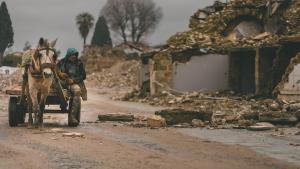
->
58, 58, 86, 83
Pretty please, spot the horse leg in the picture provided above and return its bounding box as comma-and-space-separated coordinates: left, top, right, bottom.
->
27, 96, 34, 128
29, 90, 39, 127
28, 76, 40, 128
26, 84, 34, 127
38, 96, 46, 128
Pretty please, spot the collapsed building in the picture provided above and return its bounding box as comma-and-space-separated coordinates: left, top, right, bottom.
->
138, 0, 300, 99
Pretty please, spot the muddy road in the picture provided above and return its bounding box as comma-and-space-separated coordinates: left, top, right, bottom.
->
0, 89, 299, 169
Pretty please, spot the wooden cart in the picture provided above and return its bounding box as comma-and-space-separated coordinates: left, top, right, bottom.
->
6, 75, 81, 127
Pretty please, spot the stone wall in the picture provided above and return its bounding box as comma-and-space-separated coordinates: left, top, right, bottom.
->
150, 51, 173, 95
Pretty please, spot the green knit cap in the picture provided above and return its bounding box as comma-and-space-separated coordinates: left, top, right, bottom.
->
66, 48, 78, 58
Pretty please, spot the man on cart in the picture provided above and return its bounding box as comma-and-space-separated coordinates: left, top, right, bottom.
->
57, 48, 87, 126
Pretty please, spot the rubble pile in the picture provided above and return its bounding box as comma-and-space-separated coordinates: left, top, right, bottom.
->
166, 0, 300, 53
0, 69, 22, 92
86, 60, 139, 89
283, 0, 300, 34
121, 90, 300, 128
81, 46, 126, 73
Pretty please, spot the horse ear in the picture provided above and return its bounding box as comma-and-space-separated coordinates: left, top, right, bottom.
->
39, 37, 44, 47
50, 39, 58, 48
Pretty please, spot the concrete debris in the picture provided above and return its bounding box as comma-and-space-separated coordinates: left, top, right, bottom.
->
247, 122, 275, 131
122, 90, 300, 129
155, 109, 212, 125
259, 111, 298, 125
98, 113, 135, 122
172, 123, 193, 128
146, 115, 166, 128
86, 60, 139, 90
62, 132, 85, 138
50, 128, 67, 133
165, 0, 300, 53
81, 46, 127, 73
289, 143, 300, 147
191, 119, 206, 128
0, 69, 22, 93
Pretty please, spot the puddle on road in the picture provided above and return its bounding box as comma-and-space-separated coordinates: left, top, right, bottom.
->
81, 125, 171, 154
180, 128, 300, 166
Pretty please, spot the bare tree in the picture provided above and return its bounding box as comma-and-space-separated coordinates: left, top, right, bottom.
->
102, 0, 163, 44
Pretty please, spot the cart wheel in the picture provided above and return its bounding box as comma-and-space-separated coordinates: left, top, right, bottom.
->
18, 104, 26, 124
68, 98, 81, 127
9, 97, 19, 127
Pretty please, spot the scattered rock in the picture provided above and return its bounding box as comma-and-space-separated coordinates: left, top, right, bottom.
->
191, 119, 205, 128
0, 69, 22, 93
238, 119, 256, 127
269, 102, 281, 111
294, 131, 300, 135
147, 115, 167, 128
288, 103, 300, 112
289, 143, 300, 147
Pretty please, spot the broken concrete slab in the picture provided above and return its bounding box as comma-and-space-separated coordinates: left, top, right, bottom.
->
62, 132, 85, 138
147, 115, 166, 128
238, 119, 256, 127
247, 122, 275, 131
191, 119, 206, 128
146, 116, 165, 128
50, 128, 67, 133
287, 103, 300, 111
172, 123, 193, 128
155, 109, 212, 125
98, 114, 134, 122
259, 111, 298, 125
240, 111, 259, 120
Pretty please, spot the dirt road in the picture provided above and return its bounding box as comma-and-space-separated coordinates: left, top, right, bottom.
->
0, 89, 299, 169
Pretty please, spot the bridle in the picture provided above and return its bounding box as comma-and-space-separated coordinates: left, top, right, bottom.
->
30, 47, 57, 78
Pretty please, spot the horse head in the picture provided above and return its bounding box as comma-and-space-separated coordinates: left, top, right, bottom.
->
33, 38, 58, 78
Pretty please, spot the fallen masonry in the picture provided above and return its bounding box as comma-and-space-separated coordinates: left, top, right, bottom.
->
98, 114, 135, 122
259, 111, 298, 125
155, 109, 212, 125
118, 89, 300, 129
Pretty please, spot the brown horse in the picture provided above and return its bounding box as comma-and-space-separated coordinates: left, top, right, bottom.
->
26, 38, 57, 128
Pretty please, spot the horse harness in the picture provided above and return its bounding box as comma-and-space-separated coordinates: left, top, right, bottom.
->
29, 47, 57, 79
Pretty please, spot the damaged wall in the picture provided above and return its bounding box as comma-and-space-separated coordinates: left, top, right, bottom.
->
150, 51, 173, 95
271, 42, 300, 93
275, 53, 300, 99
148, 0, 300, 96
282, 63, 300, 92
172, 54, 229, 92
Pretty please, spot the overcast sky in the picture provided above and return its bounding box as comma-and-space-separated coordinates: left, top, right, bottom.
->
4, 0, 219, 55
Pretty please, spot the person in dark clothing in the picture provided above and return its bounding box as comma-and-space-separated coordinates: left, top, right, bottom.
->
58, 48, 87, 126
